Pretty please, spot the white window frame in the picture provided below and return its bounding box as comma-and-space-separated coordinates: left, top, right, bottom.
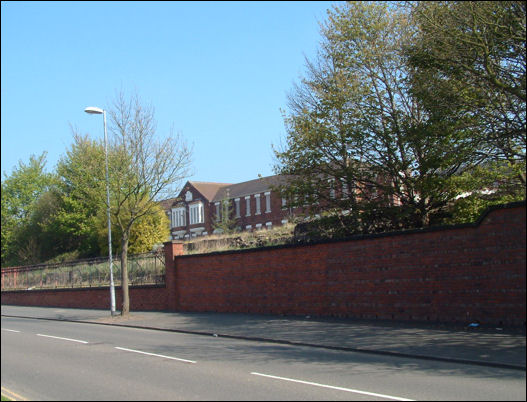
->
172, 206, 186, 228
171, 209, 176, 227
234, 198, 241, 218
245, 196, 251, 216
189, 202, 204, 225
255, 194, 261, 215
264, 191, 271, 213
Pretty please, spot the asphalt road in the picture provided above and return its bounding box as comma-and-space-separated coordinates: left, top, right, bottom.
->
2, 315, 526, 401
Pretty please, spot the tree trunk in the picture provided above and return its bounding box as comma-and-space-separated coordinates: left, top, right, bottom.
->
120, 235, 130, 316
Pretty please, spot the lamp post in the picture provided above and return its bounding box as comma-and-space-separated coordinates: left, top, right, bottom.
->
84, 106, 117, 316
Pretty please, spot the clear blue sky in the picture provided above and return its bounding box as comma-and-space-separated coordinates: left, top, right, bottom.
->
1, 1, 339, 189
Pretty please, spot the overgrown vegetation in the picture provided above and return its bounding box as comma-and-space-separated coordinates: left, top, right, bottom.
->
184, 223, 296, 254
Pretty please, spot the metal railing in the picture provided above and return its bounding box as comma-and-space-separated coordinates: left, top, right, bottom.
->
1, 251, 165, 291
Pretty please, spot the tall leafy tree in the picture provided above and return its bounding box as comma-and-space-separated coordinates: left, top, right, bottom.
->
1, 153, 55, 266
97, 201, 170, 255
407, 1, 526, 187
274, 1, 478, 233
54, 133, 107, 258
213, 190, 239, 235
106, 90, 193, 315
22, 189, 67, 263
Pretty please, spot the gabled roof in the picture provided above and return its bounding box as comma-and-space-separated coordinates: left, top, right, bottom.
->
188, 181, 232, 202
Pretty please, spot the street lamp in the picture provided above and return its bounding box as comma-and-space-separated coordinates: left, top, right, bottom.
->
84, 106, 117, 316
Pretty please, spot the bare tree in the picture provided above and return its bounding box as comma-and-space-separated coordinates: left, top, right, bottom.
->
107, 90, 192, 315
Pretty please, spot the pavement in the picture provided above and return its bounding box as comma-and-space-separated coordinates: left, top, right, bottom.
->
1, 304, 525, 371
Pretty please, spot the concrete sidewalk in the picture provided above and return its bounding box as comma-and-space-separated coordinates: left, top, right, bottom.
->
2, 305, 525, 370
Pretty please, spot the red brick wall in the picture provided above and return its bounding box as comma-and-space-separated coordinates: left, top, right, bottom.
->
1, 285, 168, 311
173, 203, 526, 325
3, 203, 525, 326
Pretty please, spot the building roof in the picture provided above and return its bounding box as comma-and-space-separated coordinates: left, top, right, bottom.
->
212, 174, 292, 202
158, 197, 178, 212
158, 175, 294, 210
189, 181, 232, 202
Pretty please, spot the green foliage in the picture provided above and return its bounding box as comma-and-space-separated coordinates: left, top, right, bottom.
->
441, 161, 526, 224
212, 192, 239, 235
1, 152, 56, 266
127, 203, 171, 254
0, 112, 184, 270
54, 134, 107, 258
43, 250, 81, 264
97, 202, 171, 255
22, 189, 66, 263
55, 128, 175, 264
275, 1, 473, 230
407, 1, 526, 185
274, 1, 525, 237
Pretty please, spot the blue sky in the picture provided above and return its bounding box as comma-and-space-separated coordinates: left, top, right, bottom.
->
1, 1, 339, 188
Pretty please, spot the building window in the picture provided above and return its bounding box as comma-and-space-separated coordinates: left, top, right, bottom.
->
255, 194, 261, 215
214, 202, 221, 222
281, 197, 287, 209
245, 196, 251, 216
234, 198, 240, 218
245, 224, 252, 231
189, 202, 204, 225
341, 179, 349, 200
329, 179, 336, 199
255, 223, 262, 230
266, 222, 272, 229
265, 191, 271, 213
172, 207, 186, 228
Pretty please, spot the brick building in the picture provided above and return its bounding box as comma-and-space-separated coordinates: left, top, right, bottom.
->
164, 175, 297, 240
160, 170, 407, 240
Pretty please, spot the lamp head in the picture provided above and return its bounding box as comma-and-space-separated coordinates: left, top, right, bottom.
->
84, 106, 104, 114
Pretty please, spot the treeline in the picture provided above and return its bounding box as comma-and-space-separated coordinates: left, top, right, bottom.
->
2, 91, 192, 271
273, 1, 525, 237
1, 150, 167, 267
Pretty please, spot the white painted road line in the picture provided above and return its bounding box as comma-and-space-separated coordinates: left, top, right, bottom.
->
1, 386, 29, 401
36, 333, 89, 344
2, 328, 21, 333
251, 372, 415, 401
114, 346, 197, 364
